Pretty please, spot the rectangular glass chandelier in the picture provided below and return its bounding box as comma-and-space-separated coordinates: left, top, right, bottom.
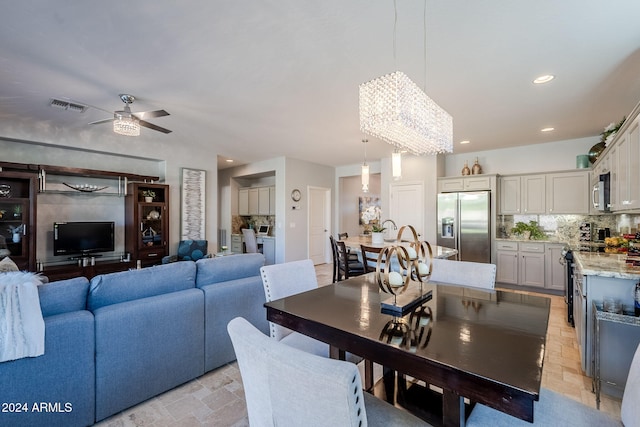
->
359, 71, 453, 155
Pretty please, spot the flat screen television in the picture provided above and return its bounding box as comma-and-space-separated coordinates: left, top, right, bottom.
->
53, 221, 115, 257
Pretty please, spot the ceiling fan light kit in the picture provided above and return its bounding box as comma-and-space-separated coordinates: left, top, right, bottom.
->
90, 93, 171, 136
113, 114, 141, 136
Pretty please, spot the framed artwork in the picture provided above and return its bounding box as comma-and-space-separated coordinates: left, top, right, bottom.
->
180, 168, 206, 240
359, 195, 381, 226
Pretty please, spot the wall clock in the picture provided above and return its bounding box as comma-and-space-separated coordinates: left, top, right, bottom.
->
291, 189, 301, 202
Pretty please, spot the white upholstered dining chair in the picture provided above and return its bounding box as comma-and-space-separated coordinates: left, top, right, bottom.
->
467, 342, 640, 426
227, 317, 430, 427
260, 259, 361, 362
429, 258, 496, 289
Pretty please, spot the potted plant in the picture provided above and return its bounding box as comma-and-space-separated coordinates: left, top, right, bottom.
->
13, 205, 22, 219
511, 221, 545, 240
371, 224, 386, 244
142, 189, 156, 203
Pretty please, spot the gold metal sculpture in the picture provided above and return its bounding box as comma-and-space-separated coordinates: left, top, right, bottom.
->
376, 224, 434, 316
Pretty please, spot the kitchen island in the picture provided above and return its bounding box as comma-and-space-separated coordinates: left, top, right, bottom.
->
342, 235, 458, 259
572, 252, 640, 398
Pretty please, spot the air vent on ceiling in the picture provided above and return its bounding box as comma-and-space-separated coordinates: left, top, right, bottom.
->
49, 98, 87, 113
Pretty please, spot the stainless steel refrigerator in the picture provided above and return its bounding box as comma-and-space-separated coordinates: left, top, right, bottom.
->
436, 191, 491, 263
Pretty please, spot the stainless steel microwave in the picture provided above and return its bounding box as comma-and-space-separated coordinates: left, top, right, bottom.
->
592, 172, 610, 212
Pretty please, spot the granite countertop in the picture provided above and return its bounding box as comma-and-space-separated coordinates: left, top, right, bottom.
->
574, 252, 640, 280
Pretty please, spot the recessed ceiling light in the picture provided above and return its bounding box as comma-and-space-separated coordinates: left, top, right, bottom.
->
541, 127, 555, 132
533, 75, 555, 84
460, 140, 470, 144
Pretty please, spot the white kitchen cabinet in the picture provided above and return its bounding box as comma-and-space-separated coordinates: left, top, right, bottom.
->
608, 144, 619, 211
522, 175, 546, 214
499, 171, 589, 215
438, 176, 492, 193
496, 241, 518, 284
238, 188, 249, 216
546, 171, 590, 214
544, 243, 566, 291
240, 186, 276, 216
614, 116, 640, 211
496, 241, 546, 288
248, 188, 259, 215
498, 176, 520, 214
269, 186, 276, 215
519, 242, 545, 288
231, 234, 243, 253
258, 187, 270, 215
498, 174, 545, 214
258, 236, 275, 265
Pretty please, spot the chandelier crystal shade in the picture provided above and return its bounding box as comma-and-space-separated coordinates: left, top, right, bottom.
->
359, 71, 453, 155
113, 115, 140, 136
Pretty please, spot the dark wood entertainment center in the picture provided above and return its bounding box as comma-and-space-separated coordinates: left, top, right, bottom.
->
0, 161, 169, 280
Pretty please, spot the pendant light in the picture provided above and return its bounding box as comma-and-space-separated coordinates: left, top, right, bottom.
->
392, 148, 402, 180
361, 139, 369, 193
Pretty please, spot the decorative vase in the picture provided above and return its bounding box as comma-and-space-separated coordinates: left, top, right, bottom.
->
471, 158, 482, 175
461, 161, 471, 176
144, 196, 153, 203
12, 233, 21, 243
588, 142, 606, 164
371, 232, 384, 245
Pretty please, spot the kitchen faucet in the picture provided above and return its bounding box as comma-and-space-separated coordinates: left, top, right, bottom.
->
381, 219, 397, 230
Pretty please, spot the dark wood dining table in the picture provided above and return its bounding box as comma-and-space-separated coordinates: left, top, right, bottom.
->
264, 273, 550, 427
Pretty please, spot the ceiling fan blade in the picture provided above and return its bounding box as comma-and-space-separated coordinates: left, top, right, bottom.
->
133, 109, 169, 120
88, 117, 115, 125
139, 120, 172, 134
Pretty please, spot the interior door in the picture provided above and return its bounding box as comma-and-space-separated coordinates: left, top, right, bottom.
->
390, 183, 424, 239
308, 186, 331, 265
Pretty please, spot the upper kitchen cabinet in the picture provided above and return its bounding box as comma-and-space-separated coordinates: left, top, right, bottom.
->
248, 188, 259, 215
499, 171, 589, 215
522, 175, 546, 214
546, 171, 590, 214
438, 176, 492, 193
614, 116, 640, 211
498, 176, 520, 214
238, 185, 276, 216
258, 187, 270, 215
498, 174, 545, 214
238, 188, 249, 215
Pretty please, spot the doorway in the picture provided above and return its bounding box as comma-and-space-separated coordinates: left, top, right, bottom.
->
308, 186, 331, 265
389, 182, 424, 238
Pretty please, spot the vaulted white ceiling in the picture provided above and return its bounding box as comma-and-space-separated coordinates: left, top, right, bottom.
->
1, 1, 639, 169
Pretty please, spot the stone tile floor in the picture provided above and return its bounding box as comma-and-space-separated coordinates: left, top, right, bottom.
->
95, 263, 621, 426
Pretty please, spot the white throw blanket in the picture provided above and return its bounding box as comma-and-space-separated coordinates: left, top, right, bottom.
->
0, 272, 45, 362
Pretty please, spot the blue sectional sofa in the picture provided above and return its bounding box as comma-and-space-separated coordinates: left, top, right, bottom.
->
0, 253, 269, 427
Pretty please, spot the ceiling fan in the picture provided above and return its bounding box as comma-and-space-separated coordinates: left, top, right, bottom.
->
89, 94, 171, 135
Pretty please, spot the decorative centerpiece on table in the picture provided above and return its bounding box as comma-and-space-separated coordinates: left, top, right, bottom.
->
376, 225, 433, 316
371, 224, 386, 244
361, 205, 381, 236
